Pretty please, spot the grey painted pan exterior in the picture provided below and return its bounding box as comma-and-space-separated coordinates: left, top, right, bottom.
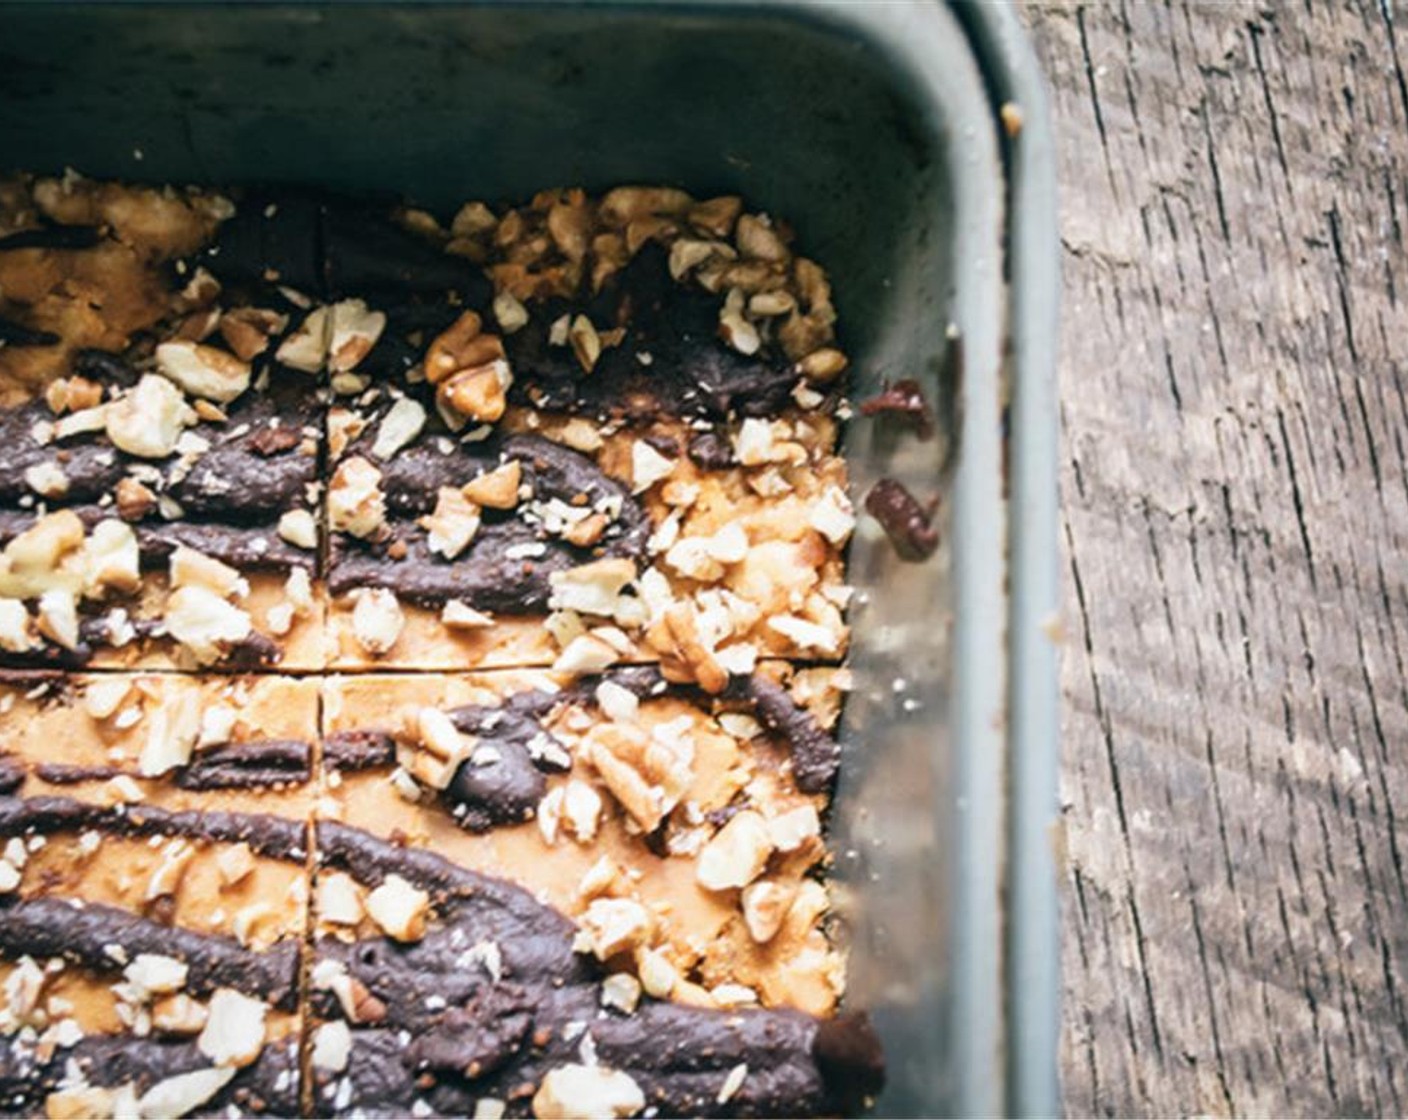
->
0, 2, 1059, 1115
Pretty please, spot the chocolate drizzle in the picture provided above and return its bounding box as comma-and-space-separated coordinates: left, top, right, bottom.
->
0, 898, 300, 1009
174, 739, 313, 791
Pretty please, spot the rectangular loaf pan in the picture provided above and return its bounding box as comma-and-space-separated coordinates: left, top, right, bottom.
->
0, 2, 1060, 1115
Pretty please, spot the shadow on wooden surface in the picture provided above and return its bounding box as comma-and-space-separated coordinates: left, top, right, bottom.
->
1027, 2, 1408, 1116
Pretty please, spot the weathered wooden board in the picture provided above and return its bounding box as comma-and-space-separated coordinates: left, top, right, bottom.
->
1024, 2, 1408, 1115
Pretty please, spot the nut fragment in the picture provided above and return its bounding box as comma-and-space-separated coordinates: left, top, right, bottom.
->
0, 600, 35, 654
275, 306, 332, 372
277, 509, 319, 550
138, 688, 201, 776
106, 375, 195, 459
152, 993, 209, 1035
0, 511, 85, 600
421, 487, 481, 560
548, 558, 636, 618
311, 1020, 353, 1074
425, 310, 504, 384
350, 588, 404, 657
365, 873, 430, 942
115, 477, 157, 522
493, 290, 529, 334
696, 810, 774, 891
718, 288, 760, 356
124, 953, 189, 998
328, 299, 387, 373
532, 1064, 645, 1120
169, 545, 248, 601
136, 1067, 236, 1119
576, 897, 653, 960
317, 871, 365, 927
441, 600, 494, 629
36, 590, 79, 650
630, 440, 675, 494
397, 705, 474, 789
215, 843, 257, 888
164, 586, 253, 665
437, 360, 512, 425
23, 461, 68, 499
740, 879, 798, 943
155, 340, 251, 403
328, 457, 387, 539
83, 519, 141, 598
196, 988, 267, 1068
461, 460, 522, 509
371, 397, 427, 460
219, 307, 288, 362
568, 314, 602, 372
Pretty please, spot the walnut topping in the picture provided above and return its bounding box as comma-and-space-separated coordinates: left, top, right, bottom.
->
169, 545, 249, 600
600, 972, 641, 1015
46, 1087, 120, 1119
215, 843, 257, 888
137, 688, 201, 776
36, 590, 79, 650
155, 340, 251, 403
219, 307, 288, 362
421, 487, 482, 560
327, 407, 369, 459
23, 461, 68, 499
328, 457, 387, 539
371, 396, 427, 460
462, 460, 522, 509
741, 879, 798, 943
0, 600, 35, 654
115, 477, 157, 522
0, 511, 85, 600
798, 346, 848, 382
365, 873, 430, 942
630, 440, 675, 494
493, 290, 529, 334
426, 310, 505, 384
164, 586, 253, 665
583, 721, 692, 833
137, 1068, 236, 1119
766, 804, 822, 851
718, 287, 761, 355
768, 614, 841, 656
538, 780, 603, 845
350, 588, 404, 657
106, 374, 196, 459
533, 1064, 645, 1120
317, 871, 365, 927
275, 306, 332, 372
312, 1020, 353, 1074
548, 558, 636, 618
151, 992, 208, 1035
441, 599, 494, 629
53, 404, 110, 441
81, 676, 133, 720
145, 839, 195, 901
81, 519, 140, 599
568, 314, 602, 373
396, 705, 474, 789
697, 810, 774, 891
809, 485, 856, 544
437, 360, 513, 425
196, 989, 267, 1068
329, 299, 387, 373
575, 897, 654, 961
277, 508, 319, 550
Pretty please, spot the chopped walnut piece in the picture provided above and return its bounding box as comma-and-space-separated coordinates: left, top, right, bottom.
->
548, 558, 636, 618
735, 214, 789, 262
83, 519, 141, 598
169, 545, 249, 601
697, 810, 774, 891
23, 461, 67, 499
351, 588, 404, 657
798, 346, 849, 383
105, 374, 195, 459
115, 477, 157, 522
533, 1064, 645, 1120
583, 721, 692, 834
718, 287, 761, 355
461, 460, 521, 509
0, 600, 36, 654
421, 487, 482, 560
425, 310, 504, 384
35, 589, 79, 650
441, 600, 494, 629
276, 306, 332, 372
438, 359, 513, 425
371, 397, 427, 460
215, 843, 257, 888
312, 1020, 353, 1074
136, 1068, 236, 1120
219, 307, 288, 362
327, 407, 369, 459
741, 879, 799, 943
688, 195, 743, 238
328, 457, 387, 539
196, 989, 267, 1068
151, 992, 209, 1035
493, 290, 529, 333
165, 586, 253, 665
328, 299, 387, 373
0, 510, 85, 600
576, 897, 654, 961
365, 873, 430, 942
277, 508, 319, 550
396, 705, 473, 789
155, 340, 251, 403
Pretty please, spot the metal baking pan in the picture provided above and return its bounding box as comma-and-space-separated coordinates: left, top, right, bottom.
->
0, 2, 1060, 1115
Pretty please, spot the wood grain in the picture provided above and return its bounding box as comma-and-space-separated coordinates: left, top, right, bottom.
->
1024, 2, 1408, 1115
